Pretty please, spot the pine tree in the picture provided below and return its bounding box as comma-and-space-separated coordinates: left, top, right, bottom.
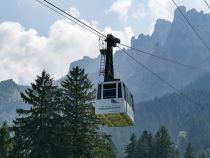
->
198, 153, 206, 158
109, 138, 118, 158
0, 121, 12, 158
124, 133, 137, 158
184, 143, 196, 158
153, 126, 173, 158
61, 66, 110, 158
91, 134, 117, 158
171, 148, 181, 158
12, 70, 62, 158
135, 130, 153, 158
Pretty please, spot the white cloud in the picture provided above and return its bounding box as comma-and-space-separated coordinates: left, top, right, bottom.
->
131, 2, 147, 20
147, 0, 210, 34
105, 0, 132, 20
67, 7, 80, 18
148, 0, 210, 22
103, 26, 134, 47
178, 0, 210, 13
148, 0, 174, 21
0, 19, 134, 84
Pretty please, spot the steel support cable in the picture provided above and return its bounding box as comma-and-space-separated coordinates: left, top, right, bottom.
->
35, 0, 210, 73
117, 46, 203, 107
153, 0, 186, 24
35, 0, 205, 114
118, 43, 210, 73
35, 0, 102, 37
41, 0, 106, 37
171, 0, 210, 51
203, 0, 210, 10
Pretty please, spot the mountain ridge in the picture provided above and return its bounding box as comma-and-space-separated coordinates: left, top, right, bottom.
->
1, 6, 210, 156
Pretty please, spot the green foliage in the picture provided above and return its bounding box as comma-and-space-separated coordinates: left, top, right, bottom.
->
12, 70, 63, 158
171, 149, 181, 158
10, 67, 116, 158
124, 133, 137, 158
125, 127, 183, 158
138, 86, 210, 153
61, 66, 114, 158
184, 143, 196, 158
0, 80, 26, 123
135, 131, 153, 158
198, 153, 206, 158
153, 126, 173, 158
124, 127, 210, 158
2, 69, 210, 156
134, 131, 153, 158
91, 134, 117, 158
0, 121, 12, 158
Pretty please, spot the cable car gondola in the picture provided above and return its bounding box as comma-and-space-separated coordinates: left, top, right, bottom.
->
94, 34, 135, 127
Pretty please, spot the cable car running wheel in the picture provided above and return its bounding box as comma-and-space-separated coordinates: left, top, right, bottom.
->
94, 34, 135, 127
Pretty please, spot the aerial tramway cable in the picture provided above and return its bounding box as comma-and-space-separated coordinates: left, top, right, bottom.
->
117, 46, 203, 108
171, 0, 210, 51
42, 0, 106, 37
34, 0, 206, 113
203, 0, 210, 10
118, 43, 210, 73
35, 0, 210, 73
35, 0, 103, 37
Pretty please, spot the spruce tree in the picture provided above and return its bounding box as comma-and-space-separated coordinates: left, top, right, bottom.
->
198, 153, 206, 158
153, 126, 173, 158
135, 130, 153, 158
124, 133, 137, 158
109, 138, 118, 158
171, 148, 181, 158
12, 70, 62, 158
184, 143, 196, 158
0, 121, 12, 158
61, 66, 109, 158
91, 134, 117, 158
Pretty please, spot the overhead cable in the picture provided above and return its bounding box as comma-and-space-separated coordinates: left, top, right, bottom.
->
35, 0, 101, 37
118, 46, 202, 107
203, 0, 210, 10
118, 43, 210, 73
35, 0, 210, 73
171, 0, 210, 51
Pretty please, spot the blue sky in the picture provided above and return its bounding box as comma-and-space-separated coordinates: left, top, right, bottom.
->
0, 0, 209, 84
1, 0, 209, 35
0, 0, 164, 35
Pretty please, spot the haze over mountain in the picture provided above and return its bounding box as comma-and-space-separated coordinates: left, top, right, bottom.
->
0, 6, 210, 156
71, 6, 210, 154
70, 6, 210, 103
0, 79, 27, 123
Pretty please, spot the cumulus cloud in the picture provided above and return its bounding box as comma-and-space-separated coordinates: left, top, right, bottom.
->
105, 0, 132, 20
178, 0, 210, 13
148, 0, 174, 21
0, 19, 134, 84
147, 0, 210, 34
67, 7, 80, 18
103, 26, 134, 47
148, 0, 210, 22
131, 2, 147, 20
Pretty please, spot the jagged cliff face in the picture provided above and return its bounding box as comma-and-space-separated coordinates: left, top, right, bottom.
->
70, 6, 210, 102
1, 6, 210, 156
67, 7, 210, 154
0, 79, 27, 123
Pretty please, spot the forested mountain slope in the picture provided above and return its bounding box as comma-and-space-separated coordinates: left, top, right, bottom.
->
104, 73, 210, 154
0, 79, 26, 123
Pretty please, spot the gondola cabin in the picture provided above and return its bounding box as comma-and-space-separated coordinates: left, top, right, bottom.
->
94, 34, 135, 127
95, 81, 134, 127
